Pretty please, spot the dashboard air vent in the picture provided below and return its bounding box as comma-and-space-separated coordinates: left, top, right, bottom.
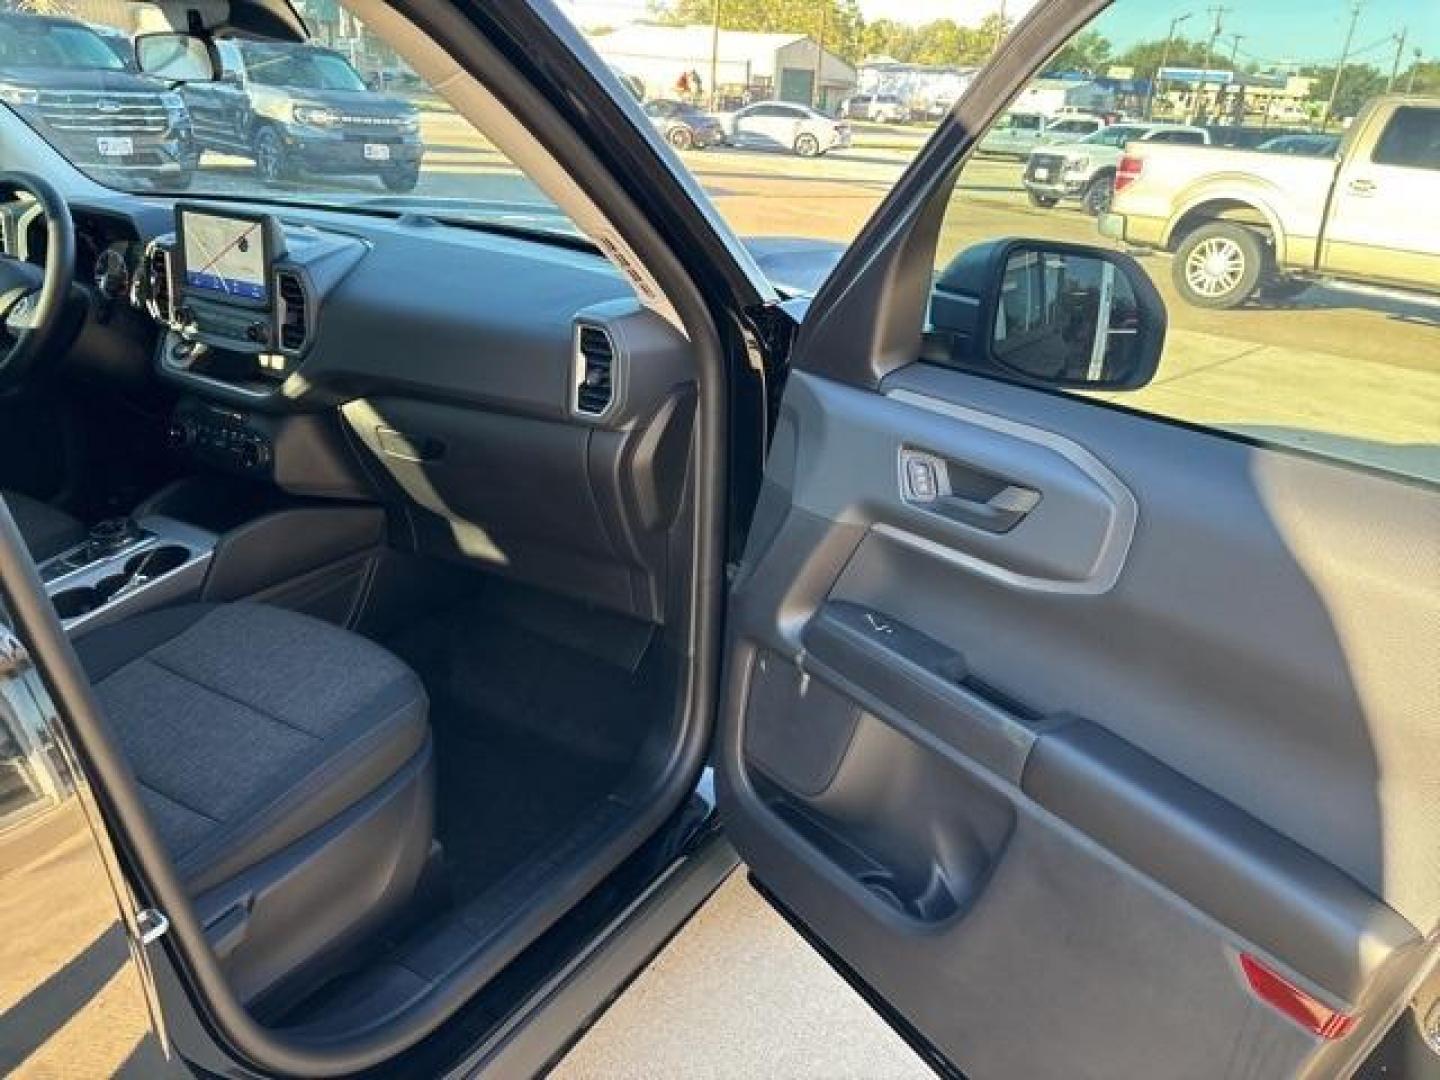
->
574, 324, 616, 417
145, 244, 173, 324
276, 270, 308, 352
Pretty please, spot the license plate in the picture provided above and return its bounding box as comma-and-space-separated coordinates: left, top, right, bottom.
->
363, 143, 391, 161
97, 136, 134, 157
1033, 167, 1050, 181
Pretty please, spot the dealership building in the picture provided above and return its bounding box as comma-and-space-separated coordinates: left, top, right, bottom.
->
590, 25, 857, 111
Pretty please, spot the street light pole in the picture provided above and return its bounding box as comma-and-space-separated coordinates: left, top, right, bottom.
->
1147, 12, 1192, 121
1322, 0, 1363, 127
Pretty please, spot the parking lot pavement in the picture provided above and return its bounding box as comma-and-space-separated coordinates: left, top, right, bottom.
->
184, 109, 1439, 481
551, 871, 933, 1080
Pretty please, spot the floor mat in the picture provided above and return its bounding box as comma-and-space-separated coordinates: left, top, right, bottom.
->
383, 587, 666, 902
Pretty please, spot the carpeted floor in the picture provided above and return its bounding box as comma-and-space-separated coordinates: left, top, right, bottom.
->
383, 585, 665, 903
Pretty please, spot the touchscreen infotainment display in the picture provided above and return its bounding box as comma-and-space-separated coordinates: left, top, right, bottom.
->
181, 209, 268, 303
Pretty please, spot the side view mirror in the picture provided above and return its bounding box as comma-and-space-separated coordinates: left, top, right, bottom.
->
135, 32, 216, 83
928, 238, 1166, 391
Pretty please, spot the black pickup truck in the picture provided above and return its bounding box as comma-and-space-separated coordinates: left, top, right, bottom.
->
0, 14, 197, 189
180, 40, 425, 191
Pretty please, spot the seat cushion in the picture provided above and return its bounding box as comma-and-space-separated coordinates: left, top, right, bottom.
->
76, 603, 430, 894
3, 490, 84, 561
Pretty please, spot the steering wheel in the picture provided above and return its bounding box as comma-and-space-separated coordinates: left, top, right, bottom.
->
0, 171, 76, 392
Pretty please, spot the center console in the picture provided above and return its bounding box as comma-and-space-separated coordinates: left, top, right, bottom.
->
41, 516, 218, 633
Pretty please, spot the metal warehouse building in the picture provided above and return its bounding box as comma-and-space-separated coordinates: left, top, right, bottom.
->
590, 24, 857, 111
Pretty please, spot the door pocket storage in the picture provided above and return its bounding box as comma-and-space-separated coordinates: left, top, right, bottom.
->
746, 654, 1015, 925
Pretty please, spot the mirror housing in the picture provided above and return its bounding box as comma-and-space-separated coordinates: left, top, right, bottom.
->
135, 32, 218, 83
929, 238, 1166, 391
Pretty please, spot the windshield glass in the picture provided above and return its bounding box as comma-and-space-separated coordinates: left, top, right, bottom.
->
243, 45, 369, 92
0, 21, 127, 71
1, 7, 581, 242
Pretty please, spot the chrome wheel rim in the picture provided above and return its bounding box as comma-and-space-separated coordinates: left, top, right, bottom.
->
1185, 237, 1246, 298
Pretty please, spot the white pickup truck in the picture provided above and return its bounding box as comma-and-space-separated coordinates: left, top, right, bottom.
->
1099, 95, 1440, 308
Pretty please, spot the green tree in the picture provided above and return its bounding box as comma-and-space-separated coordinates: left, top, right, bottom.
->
1399, 59, 1440, 94
656, 0, 865, 62
1044, 29, 1113, 75
1302, 62, 1386, 121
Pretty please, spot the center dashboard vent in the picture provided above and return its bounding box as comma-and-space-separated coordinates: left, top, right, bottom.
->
276, 269, 309, 352
574, 323, 616, 417
145, 244, 173, 324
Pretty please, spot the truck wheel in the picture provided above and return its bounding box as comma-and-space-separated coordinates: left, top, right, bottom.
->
1172, 222, 1265, 309
254, 127, 293, 184
1082, 173, 1114, 216
1027, 191, 1059, 208
667, 126, 695, 151
794, 132, 820, 157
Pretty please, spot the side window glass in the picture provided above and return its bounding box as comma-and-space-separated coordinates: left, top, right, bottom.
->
938, 0, 1440, 484
1373, 107, 1440, 169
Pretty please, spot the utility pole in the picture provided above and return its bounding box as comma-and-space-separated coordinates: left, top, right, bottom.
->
1226, 34, 1245, 125
709, 0, 720, 110
1387, 27, 1408, 92
813, 1, 828, 110
1146, 11, 1192, 120
994, 0, 1008, 57
1409, 48, 1422, 93
1322, 0, 1363, 127
1195, 5, 1229, 123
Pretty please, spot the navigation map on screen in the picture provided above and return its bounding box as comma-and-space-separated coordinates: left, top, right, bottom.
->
182, 211, 267, 302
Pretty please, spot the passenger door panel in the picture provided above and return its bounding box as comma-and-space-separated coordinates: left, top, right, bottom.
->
719, 365, 1438, 1078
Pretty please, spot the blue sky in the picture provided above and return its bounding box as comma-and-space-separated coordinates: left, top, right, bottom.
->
561, 0, 1438, 67
1092, 0, 1437, 69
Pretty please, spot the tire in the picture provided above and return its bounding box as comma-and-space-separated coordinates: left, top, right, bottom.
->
253, 126, 293, 184
1082, 173, 1114, 216
794, 132, 820, 158
667, 125, 694, 151
1172, 222, 1267, 309
1027, 191, 1059, 208
381, 168, 420, 193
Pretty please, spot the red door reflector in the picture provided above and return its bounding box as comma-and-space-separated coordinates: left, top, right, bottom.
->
1239, 954, 1355, 1040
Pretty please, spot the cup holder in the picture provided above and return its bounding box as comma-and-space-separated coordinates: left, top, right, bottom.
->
125, 544, 189, 578
52, 587, 101, 620
52, 544, 193, 621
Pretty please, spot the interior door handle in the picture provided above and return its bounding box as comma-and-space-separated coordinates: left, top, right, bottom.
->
900, 450, 1041, 534
938, 485, 1041, 533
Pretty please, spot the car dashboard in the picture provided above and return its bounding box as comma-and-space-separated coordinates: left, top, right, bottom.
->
9, 193, 698, 623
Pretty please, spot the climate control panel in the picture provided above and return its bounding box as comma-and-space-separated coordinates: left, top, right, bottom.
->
168, 401, 273, 475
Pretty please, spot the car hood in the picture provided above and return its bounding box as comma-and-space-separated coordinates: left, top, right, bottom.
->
0, 65, 166, 94
274, 87, 416, 117
1035, 141, 1121, 159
